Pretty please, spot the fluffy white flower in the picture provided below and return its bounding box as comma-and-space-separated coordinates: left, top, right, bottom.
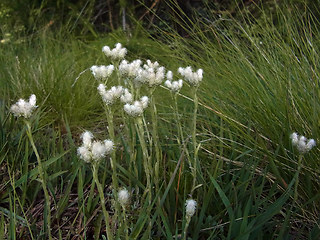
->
290, 132, 316, 154
165, 79, 183, 92
185, 199, 197, 217
77, 131, 114, 163
90, 65, 114, 80
81, 131, 93, 149
91, 141, 108, 161
98, 84, 124, 105
119, 59, 142, 78
124, 96, 149, 117
10, 94, 37, 118
166, 70, 173, 81
104, 139, 114, 154
120, 88, 133, 103
178, 66, 203, 86
118, 188, 130, 206
77, 146, 91, 163
135, 60, 165, 87
102, 43, 127, 60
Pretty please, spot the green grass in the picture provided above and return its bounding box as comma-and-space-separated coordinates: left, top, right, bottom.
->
1, 2, 320, 239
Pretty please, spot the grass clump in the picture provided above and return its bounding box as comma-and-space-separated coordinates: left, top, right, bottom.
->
1, 2, 320, 239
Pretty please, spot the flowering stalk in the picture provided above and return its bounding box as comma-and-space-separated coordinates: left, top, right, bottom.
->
25, 121, 52, 240
178, 67, 203, 195
92, 163, 113, 240
182, 199, 197, 240
290, 132, 316, 204
10, 94, 52, 239
118, 189, 130, 240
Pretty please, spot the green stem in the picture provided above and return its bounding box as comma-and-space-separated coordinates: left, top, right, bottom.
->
150, 91, 161, 194
122, 206, 129, 240
191, 88, 199, 195
294, 154, 303, 204
105, 106, 121, 223
92, 164, 113, 240
182, 216, 191, 240
25, 121, 52, 240
135, 117, 152, 237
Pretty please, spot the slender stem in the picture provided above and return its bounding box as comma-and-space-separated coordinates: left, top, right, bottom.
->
122, 206, 129, 240
294, 154, 303, 203
25, 121, 52, 240
106, 107, 119, 190
135, 117, 151, 196
182, 217, 191, 240
149, 91, 161, 194
191, 88, 199, 195
92, 163, 113, 240
135, 117, 152, 237
105, 106, 121, 224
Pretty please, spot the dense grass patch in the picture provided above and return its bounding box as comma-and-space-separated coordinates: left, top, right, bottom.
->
1, 2, 320, 239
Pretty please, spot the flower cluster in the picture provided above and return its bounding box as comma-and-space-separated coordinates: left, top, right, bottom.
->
178, 66, 203, 87
135, 60, 165, 87
10, 94, 37, 118
119, 59, 142, 78
98, 84, 132, 105
77, 131, 114, 163
90, 65, 114, 80
185, 199, 197, 217
124, 96, 149, 117
164, 71, 183, 92
118, 188, 130, 206
290, 132, 316, 154
102, 43, 127, 60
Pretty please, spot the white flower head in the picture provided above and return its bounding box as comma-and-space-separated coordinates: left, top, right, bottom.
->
165, 79, 183, 92
185, 199, 197, 217
104, 139, 114, 154
120, 88, 133, 104
124, 96, 149, 117
98, 84, 124, 105
290, 132, 316, 154
77, 146, 91, 163
178, 66, 203, 87
102, 43, 127, 60
77, 131, 114, 163
10, 94, 37, 118
91, 141, 108, 161
90, 65, 114, 80
166, 70, 173, 81
135, 60, 165, 87
118, 188, 130, 206
81, 131, 94, 149
119, 59, 142, 78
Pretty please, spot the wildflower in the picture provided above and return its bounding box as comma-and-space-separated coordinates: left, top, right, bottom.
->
102, 43, 127, 60
178, 66, 203, 87
77, 131, 114, 163
135, 60, 165, 87
165, 79, 183, 92
290, 132, 316, 154
119, 59, 142, 78
90, 65, 114, 80
185, 199, 197, 217
98, 84, 124, 105
166, 70, 173, 81
124, 96, 149, 117
118, 188, 130, 206
10, 94, 37, 118
120, 88, 133, 104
